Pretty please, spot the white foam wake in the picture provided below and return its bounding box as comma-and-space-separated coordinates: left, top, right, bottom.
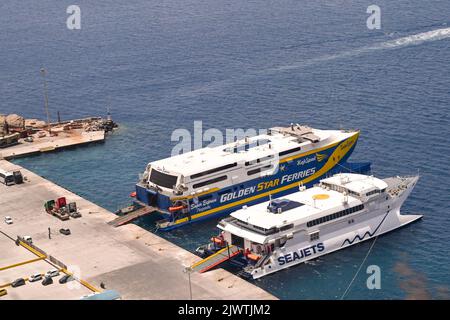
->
271, 27, 450, 72
381, 27, 450, 49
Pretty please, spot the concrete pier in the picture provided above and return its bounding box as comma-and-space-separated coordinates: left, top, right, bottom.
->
0, 130, 105, 160
0, 160, 276, 300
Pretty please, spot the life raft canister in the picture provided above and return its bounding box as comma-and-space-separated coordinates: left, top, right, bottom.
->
168, 205, 184, 212
211, 236, 225, 246
247, 253, 261, 261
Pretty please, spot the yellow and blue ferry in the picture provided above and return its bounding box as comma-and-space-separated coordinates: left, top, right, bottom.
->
134, 125, 370, 230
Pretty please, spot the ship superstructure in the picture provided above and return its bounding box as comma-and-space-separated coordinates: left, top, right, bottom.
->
195, 173, 421, 278
135, 125, 370, 230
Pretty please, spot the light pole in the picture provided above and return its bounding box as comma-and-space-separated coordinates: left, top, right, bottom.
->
184, 266, 193, 300
40, 68, 51, 134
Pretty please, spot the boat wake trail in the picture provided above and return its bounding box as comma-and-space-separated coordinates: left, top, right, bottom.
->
272, 27, 450, 72
381, 27, 450, 48
178, 27, 450, 96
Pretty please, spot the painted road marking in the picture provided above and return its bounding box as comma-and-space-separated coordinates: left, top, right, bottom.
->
0, 257, 45, 272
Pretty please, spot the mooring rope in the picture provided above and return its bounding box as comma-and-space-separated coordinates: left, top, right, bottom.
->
340, 235, 379, 300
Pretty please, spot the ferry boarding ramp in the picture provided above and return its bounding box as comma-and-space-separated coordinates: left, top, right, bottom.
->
190, 245, 241, 273
108, 205, 158, 227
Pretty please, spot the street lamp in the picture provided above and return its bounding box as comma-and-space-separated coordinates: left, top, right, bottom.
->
183, 266, 193, 300
40, 68, 51, 134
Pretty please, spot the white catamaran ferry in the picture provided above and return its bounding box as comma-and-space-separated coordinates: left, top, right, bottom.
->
194, 173, 421, 279
134, 125, 371, 230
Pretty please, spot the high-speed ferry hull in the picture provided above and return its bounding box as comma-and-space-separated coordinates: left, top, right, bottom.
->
196, 174, 421, 279
135, 131, 370, 230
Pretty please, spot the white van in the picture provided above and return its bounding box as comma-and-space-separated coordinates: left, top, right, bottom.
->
0, 169, 15, 186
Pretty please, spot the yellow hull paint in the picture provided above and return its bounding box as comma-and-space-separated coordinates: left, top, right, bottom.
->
173, 132, 359, 225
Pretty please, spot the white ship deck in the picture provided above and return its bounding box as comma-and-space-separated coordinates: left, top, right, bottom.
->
149, 126, 354, 177
229, 173, 388, 230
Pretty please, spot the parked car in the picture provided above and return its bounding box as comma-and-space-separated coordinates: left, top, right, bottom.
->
59, 274, 74, 284
11, 278, 26, 288
0, 288, 7, 297
41, 276, 53, 286
59, 228, 71, 236
70, 211, 82, 218
29, 273, 42, 282
45, 269, 60, 278
4, 216, 13, 224
23, 236, 32, 244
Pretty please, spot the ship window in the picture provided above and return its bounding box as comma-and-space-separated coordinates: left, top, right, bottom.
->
310, 231, 320, 241
366, 189, 380, 196
347, 189, 359, 197
247, 165, 272, 176
191, 163, 237, 180
149, 170, 178, 189
279, 147, 301, 157
193, 175, 227, 189
279, 224, 294, 232
233, 220, 278, 235
307, 204, 365, 227
245, 155, 274, 166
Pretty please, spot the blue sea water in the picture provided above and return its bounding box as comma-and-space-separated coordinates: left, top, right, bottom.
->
2, 0, 449, 299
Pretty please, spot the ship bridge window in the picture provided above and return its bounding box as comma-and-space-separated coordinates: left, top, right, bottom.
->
366, 189, 381, 196
307, 204, 365, 227
279, 146, 301, 157
232, 220, 293, 236
191, 163, 237, 180
149, 170, 178, 189
233, 220, 278, 235
347, 189, 360, 197
322, 182, 351, 194
193, 175, 227, 189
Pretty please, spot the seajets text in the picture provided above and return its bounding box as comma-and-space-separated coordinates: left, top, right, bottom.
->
277, 243, 325, 266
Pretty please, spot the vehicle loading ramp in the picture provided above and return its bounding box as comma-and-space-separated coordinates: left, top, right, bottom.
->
108, 206, 157, 227
190, 245, 241, 273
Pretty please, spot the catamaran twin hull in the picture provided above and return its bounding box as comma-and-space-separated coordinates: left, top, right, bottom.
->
135, 126, 371, 230
199, 174, 421, 279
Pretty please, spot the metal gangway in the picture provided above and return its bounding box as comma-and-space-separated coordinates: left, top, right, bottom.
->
108, 206, 157, 227
189, 245, 241, 273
